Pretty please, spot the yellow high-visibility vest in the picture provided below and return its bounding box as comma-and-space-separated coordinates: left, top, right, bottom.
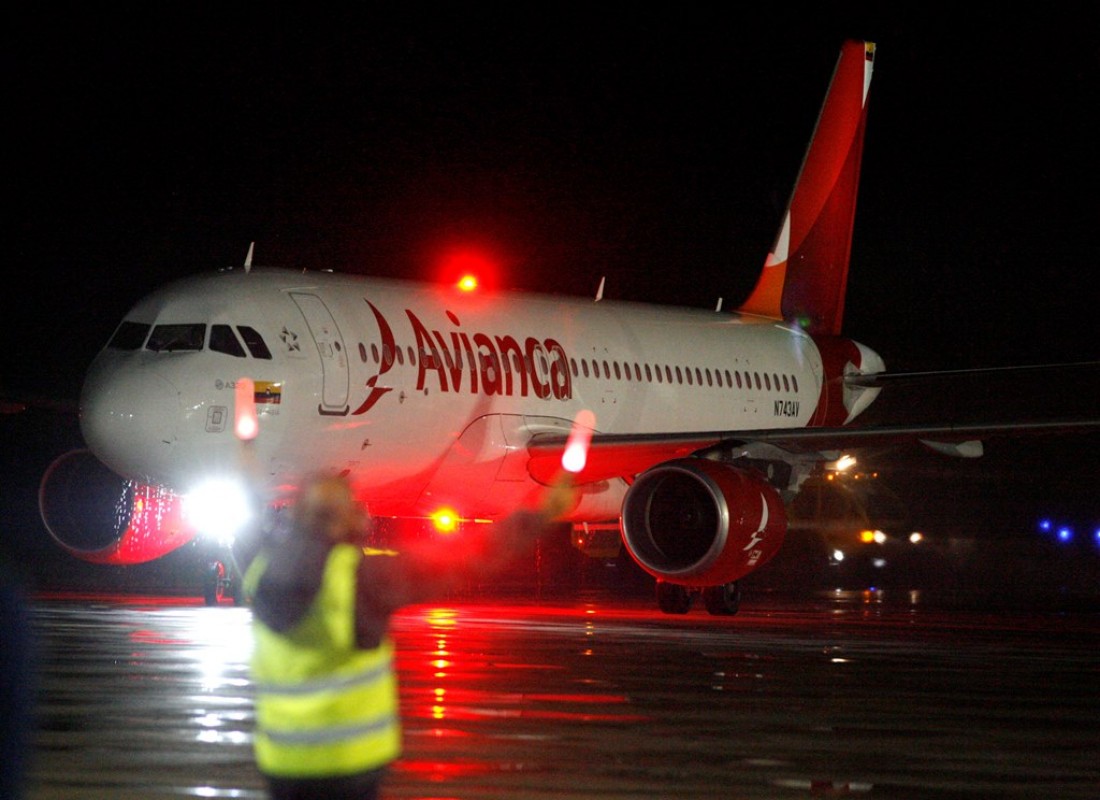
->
246, 543, 401, 777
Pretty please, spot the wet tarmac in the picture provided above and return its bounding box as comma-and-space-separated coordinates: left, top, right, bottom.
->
18, 590, 1100, 799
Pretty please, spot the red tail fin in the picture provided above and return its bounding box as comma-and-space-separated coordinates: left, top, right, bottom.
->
739, 40, 875, 336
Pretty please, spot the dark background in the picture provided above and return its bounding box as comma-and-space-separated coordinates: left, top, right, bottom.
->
4, 8, 1097, 594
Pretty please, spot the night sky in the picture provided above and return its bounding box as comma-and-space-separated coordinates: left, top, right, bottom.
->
5, 9, 1098, 565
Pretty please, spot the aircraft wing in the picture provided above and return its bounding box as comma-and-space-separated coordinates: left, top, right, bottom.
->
525, 418, 1100, 485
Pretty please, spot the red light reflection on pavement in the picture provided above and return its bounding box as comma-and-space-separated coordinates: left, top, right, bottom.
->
390, 602, 654, 794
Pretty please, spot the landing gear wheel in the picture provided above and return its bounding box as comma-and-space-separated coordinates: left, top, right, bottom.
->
703, 581, 741, 616
656, 581, 692, 614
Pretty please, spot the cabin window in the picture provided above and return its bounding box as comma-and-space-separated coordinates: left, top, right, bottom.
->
792, 375, 799, 393
570, 358, 578, 377
147, 324, 206, 352
783, 374, 791, 392
210, 325, 246, 358
108, 321, 151, 350
645, 364, 652, 382
407, 346, 416, 365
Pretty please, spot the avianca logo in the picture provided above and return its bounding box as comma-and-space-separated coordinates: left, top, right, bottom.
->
352, 301, 573, 415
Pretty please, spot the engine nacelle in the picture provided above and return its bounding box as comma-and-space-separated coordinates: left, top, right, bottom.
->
39, 449, 195, 564
621, 459, 786, 586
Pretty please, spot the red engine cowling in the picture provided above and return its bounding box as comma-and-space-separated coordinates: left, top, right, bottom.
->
621, 459, 786, 586
39, 449, 195, 564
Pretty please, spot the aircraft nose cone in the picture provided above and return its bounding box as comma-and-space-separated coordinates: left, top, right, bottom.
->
80, 357, 180, 481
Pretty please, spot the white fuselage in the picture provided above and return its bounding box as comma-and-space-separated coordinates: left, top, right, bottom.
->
80, 268, 872, 522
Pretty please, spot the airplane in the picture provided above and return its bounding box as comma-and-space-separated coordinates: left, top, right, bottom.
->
37, 40, 1099, 612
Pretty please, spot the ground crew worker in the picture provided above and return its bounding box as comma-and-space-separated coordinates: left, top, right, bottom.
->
245, 473, 572, 799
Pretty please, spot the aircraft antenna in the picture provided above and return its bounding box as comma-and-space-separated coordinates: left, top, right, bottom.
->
595, 276, 605, 302
244, 242, 255, 273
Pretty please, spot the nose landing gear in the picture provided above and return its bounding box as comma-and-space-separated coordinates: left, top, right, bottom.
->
202, 559, 242, 606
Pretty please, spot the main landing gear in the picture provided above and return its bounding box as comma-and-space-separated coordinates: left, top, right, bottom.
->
656, 580, 741, 616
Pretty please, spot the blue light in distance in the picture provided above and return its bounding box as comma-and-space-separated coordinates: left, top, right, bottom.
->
1056, 526, 1073, 543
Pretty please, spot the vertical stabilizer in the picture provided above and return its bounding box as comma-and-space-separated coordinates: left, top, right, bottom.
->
738, 40, 875, 335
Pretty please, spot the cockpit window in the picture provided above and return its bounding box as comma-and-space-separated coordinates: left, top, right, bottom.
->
210, 324, 247, 358
146, 324, 206, 352
238, 326, 272, 360
107, 321, 151, 350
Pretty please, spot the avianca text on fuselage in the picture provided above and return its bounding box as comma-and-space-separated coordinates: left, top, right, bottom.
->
353, 301, 573, 415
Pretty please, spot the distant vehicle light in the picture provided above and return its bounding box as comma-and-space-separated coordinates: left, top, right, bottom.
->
183, 478, 253, 546
859, 530, 875, 543
873, 530, 887, 544
832, 549, 845, 562
833, 454, 857, 472
908, 532, 924, 545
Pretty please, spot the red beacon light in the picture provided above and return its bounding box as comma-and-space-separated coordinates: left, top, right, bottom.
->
436, 246, 499, 293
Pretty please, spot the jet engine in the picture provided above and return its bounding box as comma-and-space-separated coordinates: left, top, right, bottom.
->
621, 458, 786, 587
39, 449, 194, 564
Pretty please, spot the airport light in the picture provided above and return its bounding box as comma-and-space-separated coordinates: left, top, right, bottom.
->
1057, 526, 1073, 543
909, 532, 924, 545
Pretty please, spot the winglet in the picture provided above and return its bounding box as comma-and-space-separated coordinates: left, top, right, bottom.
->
738, 40, 875, 335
